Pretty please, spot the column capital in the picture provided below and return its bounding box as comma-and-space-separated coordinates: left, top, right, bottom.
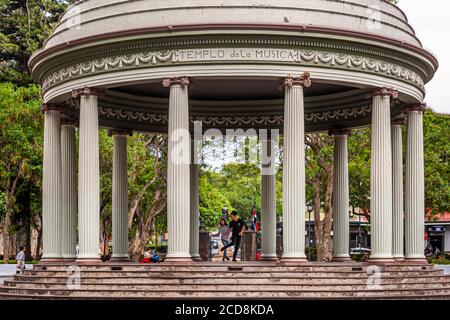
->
41, 104, 63, 113
283, 72, 312, 88
162, 77, 190, 88
61, 118, 79, 127
369, 87, 399, 99
328, 128, 352, 137
392, 118, 407, 126
108, 129, 133, 137
404, 103, 427, 113
72, 87, 103, 99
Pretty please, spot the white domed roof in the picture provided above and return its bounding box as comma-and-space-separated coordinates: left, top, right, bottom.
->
44, 0, 421, 49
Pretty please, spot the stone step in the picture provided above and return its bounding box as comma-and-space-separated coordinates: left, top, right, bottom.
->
12, 274, 450, 285
6, 280, 450, 291
20, 270, 445, 278
2, 286, 450, 299
32, 264, 434, 272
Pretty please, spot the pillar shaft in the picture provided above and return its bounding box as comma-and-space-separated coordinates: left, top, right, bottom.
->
165, 78, 192, 261
189, 159, 200, 260
77, 93, 101, 261
332, 132, 350, 261
61, 124, 77, 260
42, 109, 62, 260
405, 107, 426, 261
112, 134, 130, 260
261, 137, 278, 260
392, 122, 405, 260
369, 91, 395, 262
282, 75, 310, 261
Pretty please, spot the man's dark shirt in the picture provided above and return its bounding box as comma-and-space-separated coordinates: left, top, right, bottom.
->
229, 218, 245, 238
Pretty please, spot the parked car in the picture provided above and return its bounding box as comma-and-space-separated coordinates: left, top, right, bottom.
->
350, 247, 371, 255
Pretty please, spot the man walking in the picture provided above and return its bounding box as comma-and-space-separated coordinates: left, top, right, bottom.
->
221, 211, 246, 262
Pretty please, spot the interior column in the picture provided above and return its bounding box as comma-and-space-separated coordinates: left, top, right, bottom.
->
189, 135, 201, 261
281, 74, 311, 263
61, 120, 77, 260
392, 118, 406, 261
261, 135, 278, 261
163, 77, 193, 262
330, 129, 352, 262
110, 130, 131, 262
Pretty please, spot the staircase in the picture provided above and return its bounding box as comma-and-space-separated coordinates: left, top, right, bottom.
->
0, 262, 449, 300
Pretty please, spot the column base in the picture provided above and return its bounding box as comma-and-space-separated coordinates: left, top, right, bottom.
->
75, 258, 103, 265
260, 254, 279, 262
110, 256, 131, 263
280, 255, 309, 265
332, 256, 352, 262
164, 255, 194, 263
404, 257, 428, 265
367, 257, 396, 265
393, 255, 405, 263
39, 257, 66, 264
190, 254, 203, 262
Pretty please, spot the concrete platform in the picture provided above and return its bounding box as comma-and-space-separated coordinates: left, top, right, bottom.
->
0, 262, 449, 300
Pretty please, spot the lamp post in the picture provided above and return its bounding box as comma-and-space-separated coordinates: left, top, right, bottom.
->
306, 203, 314, 261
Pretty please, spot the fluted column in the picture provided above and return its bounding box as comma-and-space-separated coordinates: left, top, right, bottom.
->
73, 88, 101, 262
392, 119, 406, 261
281, 74, 311, 262
163, 77, 192, 262
61, 121, 77, 260
369, 88, 397, 263
110, 130, 131, 261
261, 136, 278, 261
330, 129, 351, 262
41, 105, 63, 261
405, 105, 427, 263
189, 139, 201, 260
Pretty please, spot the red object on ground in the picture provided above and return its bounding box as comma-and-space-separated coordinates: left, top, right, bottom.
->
139, 258, 151, 264
256, 252, 261, 261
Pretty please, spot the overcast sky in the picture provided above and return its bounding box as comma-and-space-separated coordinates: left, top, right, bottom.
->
398, 0, 450, 113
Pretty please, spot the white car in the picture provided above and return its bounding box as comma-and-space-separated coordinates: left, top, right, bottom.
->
350, 247, 371, 255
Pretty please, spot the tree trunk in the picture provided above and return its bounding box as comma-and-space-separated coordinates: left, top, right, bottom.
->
35, 228, 42, 260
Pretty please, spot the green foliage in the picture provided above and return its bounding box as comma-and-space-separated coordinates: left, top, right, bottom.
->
0, 192, 6, 220
0, 0, 75, 85
423, 111, 450, 215
348, 129, 371, 213
0, 82, 43, 191
199, 163, 266, 231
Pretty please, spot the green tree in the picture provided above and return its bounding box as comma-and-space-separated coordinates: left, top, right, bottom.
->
0, 83, 42, 262
423, 111, 450, 216
0, 0, 74, 85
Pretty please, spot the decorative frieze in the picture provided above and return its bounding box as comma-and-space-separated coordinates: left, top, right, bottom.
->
42, 47, 425, 92
98, 104, 372, 127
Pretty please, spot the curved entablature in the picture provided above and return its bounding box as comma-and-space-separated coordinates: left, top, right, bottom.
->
29, 0, 437, 134
58, 86, 405, 134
